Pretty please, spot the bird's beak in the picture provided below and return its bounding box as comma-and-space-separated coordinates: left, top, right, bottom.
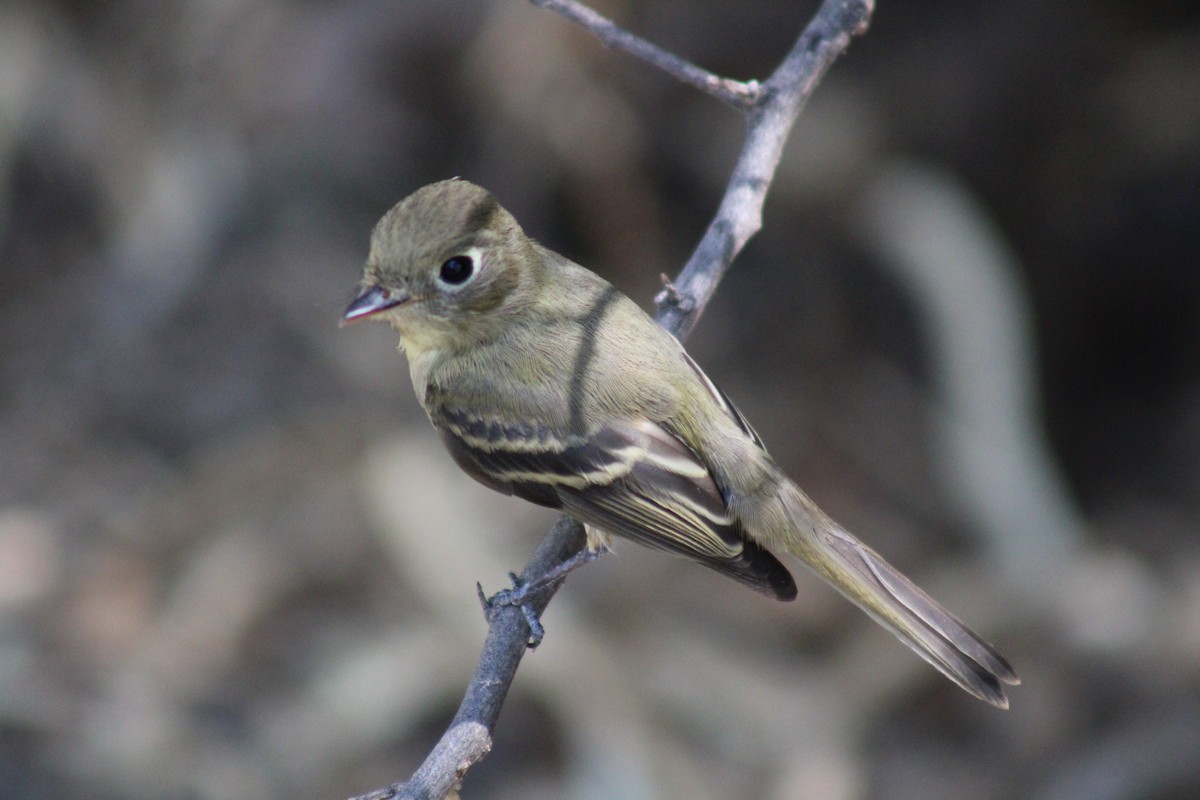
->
340, 285, 409, 327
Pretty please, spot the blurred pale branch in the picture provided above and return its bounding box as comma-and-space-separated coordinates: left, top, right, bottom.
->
352, 1, 875, 798
856, 162, 1085, 586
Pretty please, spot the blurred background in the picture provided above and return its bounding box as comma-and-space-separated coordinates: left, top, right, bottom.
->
2, 0, 1199, 798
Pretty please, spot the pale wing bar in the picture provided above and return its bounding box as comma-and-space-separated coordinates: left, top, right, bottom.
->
435, 410, 797, 600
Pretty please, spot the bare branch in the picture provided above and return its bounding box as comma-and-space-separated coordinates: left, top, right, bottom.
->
352, 519, 586, 800
353, 2, 874, 797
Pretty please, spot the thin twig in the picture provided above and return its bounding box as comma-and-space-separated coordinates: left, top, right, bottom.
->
532, 0, 762, 110
353, 2, 873, 798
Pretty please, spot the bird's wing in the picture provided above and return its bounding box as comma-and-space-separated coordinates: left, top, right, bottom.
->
434, 408, 797, 600
678, 350, 766, 450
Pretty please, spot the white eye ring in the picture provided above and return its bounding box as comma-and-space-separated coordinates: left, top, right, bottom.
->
437, 246, 485, 290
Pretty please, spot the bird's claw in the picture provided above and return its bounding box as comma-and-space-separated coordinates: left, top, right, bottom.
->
476, 547, 609, 649
477, 573, 546, 648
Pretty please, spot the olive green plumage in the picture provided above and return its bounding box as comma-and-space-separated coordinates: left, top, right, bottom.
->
343, 178, 1019, 707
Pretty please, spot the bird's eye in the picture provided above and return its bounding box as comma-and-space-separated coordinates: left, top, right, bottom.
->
439, 255, 475, 286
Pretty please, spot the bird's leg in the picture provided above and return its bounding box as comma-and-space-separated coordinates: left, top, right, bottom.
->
476, 546, 608, 647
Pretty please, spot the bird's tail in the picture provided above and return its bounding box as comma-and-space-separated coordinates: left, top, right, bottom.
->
777, 483, 1020, 708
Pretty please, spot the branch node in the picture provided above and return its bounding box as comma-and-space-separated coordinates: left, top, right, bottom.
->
738, 78, 765, 104
842, 0, 875, 36
654, 274, 695, 314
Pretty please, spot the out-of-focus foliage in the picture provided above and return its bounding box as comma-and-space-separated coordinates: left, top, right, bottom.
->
1, 1, 1198, 798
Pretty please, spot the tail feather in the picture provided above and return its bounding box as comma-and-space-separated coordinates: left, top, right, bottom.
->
780, 488, 1019, 707
826, 525, 1018, 707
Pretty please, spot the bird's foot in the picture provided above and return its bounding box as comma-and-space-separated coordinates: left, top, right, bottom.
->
476, 547, 608, 648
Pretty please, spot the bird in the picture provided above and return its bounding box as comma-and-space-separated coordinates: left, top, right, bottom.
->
341, 178, 1019, 708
